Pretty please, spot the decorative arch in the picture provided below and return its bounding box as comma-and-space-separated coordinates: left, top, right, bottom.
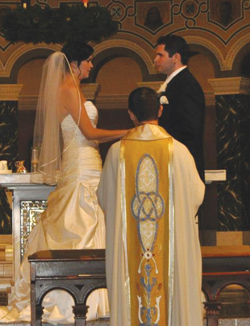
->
0, 43, 61, 78
94, 39, 155, 75
215, 282, 250, 301
186, 34, 250, 72
225, 34, 250, 72
185, 36, 226, 71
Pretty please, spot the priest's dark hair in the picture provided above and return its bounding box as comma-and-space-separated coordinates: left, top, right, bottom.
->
61, 39, 94, 67
128, 87, 160, 122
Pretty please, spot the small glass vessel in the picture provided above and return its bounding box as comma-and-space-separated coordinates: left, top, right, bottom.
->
31, 148, 39, 172
15, 161, 27, 173
0, 160, 8, 171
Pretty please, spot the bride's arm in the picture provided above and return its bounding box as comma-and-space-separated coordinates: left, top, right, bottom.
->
61, 85, 129, 142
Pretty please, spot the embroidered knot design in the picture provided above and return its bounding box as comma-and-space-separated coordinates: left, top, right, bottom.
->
130, 154, 165, 325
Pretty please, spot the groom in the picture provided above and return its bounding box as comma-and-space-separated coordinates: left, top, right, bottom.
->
154, 34, 205, 181
97, 87, 205, 326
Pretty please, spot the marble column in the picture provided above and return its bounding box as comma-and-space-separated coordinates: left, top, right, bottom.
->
0, 85, 23, 234
209, 77, 250, 231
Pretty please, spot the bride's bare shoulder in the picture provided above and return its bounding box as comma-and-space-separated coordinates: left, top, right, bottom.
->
60, 80, 78, 100
60, 77, 76, 91
59, 79, 83, 121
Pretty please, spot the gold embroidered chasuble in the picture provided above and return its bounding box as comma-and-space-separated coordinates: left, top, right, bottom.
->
120, 125, 174, 326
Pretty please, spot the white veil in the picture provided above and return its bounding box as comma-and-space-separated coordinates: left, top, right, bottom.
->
31, 52, 80, 185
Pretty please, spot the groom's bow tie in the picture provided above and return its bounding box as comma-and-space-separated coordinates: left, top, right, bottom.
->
157, 80, 168, 94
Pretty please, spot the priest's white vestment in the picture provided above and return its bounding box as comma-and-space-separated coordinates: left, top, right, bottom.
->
97, 124, 205, 326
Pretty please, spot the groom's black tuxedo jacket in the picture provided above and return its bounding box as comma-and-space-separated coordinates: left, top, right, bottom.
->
159, 68, 205, 181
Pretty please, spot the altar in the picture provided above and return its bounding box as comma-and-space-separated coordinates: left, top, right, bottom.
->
0, 173, 55, 286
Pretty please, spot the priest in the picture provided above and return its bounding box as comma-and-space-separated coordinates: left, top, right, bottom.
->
97, 87, 205, 326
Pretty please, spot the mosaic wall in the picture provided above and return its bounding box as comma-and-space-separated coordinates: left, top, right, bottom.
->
216, 95, 250, 231
0, 100, 18, 234
104, 0, 250, 43
1, 0, 250, 75
20, 200, 47, 260
0, 188, 11, 234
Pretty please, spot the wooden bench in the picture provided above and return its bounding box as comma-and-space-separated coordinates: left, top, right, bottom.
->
28, 249, 106, 326
202, 246, 250, 326
29, 246, 250, 326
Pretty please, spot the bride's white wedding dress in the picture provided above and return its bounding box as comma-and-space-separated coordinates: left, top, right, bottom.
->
0, 101, 109, 323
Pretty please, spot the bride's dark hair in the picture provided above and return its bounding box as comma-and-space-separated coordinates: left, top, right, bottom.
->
61, 40, 94, 66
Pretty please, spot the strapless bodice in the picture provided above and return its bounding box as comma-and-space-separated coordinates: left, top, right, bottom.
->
60, 101, 102, 180
61, 100, 98, 146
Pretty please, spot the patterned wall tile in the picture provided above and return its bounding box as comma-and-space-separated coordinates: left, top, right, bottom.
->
216, 95, 250, 230
0, 100, 18, 234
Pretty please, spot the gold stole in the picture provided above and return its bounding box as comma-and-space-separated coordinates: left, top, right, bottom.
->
120, 128, 174, 326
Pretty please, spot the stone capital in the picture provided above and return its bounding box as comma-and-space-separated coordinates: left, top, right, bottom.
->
80, 83, 100, 101
208, 77, 250, 95
0, 85, 23, 101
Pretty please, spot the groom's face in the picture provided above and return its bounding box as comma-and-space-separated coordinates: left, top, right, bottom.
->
154, 44, 176, 76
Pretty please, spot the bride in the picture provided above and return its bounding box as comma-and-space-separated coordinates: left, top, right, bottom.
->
0, 40, 128, 323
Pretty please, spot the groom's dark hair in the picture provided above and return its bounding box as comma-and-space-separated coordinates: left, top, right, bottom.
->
157, 34, 189, 65
128, 87, 159, 122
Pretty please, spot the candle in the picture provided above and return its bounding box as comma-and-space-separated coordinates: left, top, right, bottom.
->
21, 0, 30, 9
83, 0, 89, 8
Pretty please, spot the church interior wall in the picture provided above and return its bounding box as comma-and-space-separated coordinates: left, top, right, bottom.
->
236, 46, 250, 78
18, 59, 44, 95
0, 0, 250, 321
0, 0, 250, 242
96, 56, 143, 96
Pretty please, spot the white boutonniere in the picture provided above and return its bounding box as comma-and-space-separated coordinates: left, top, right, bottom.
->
159, 95, 169, 105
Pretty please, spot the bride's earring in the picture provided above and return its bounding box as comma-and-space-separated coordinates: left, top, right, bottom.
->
73, 68, 81, 79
